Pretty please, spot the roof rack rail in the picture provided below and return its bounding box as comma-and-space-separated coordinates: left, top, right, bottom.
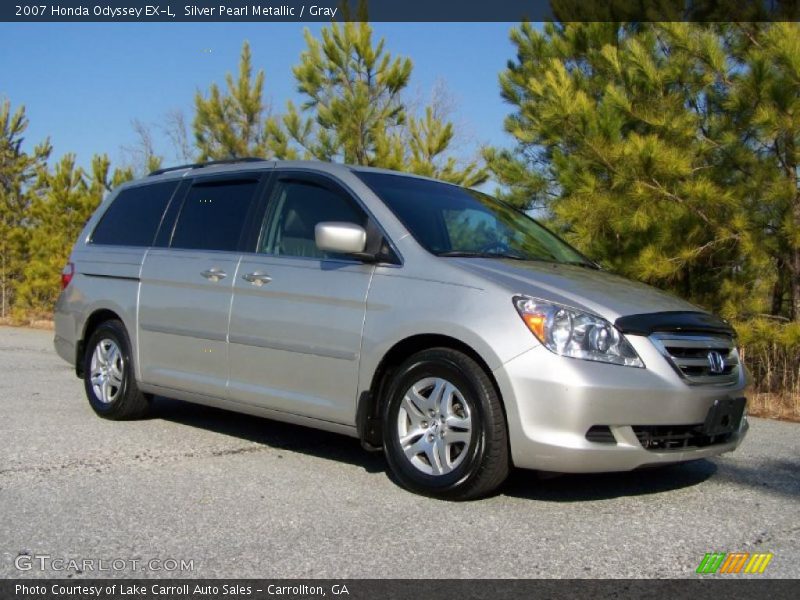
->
148, 157, 266, 177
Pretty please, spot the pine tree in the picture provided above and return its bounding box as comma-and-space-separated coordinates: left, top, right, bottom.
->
485, 21, 800, 321
194, 41, 270, 160
405, 106, 486, 186
269, 15, 485, 185
89, 153, 135, 193
271, 18, 411, 165
16, 155, 87, 316
731, 22, 800, 321
16, 154, 133, 317
0, 100, 51, 319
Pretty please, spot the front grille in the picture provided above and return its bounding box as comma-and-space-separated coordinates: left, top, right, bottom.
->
633, 424, 732, 450
650, 332, 740, 385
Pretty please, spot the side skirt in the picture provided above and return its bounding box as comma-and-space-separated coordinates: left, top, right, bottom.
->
137, 382, 359, 439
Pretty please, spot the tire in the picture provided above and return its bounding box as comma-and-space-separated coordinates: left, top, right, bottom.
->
83, 319, 151, 420
382, 348, 509, 500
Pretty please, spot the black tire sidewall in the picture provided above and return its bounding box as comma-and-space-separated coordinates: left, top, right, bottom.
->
83, 321, 134, 417
383, 351, 491, 495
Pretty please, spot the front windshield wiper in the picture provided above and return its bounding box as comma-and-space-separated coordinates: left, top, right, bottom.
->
562, 260, 601, 270
438, 252, 601, 269
437, 251, 527, 260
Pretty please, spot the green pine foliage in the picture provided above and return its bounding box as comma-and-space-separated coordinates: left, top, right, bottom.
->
485, 22, 800, 323
191, 25, 484, 186
14, 154, 133, 318
276, 19, 412, 165
404, 107, 487, 186
267, 19, 485, 185
0, 99, 51, 319
15, 154, 87, 317
194, 41, 271, 160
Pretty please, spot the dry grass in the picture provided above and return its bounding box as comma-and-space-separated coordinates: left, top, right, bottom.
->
0, 316, 53, 330
738, 328, 800, 424
745, 390, 800, 423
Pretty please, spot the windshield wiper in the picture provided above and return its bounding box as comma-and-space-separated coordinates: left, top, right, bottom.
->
437, 251, 527, 260
438, 252, 601, 269
562, 260, 601, 270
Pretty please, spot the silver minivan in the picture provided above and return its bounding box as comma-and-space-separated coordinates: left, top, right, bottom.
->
54, 159, 748, 499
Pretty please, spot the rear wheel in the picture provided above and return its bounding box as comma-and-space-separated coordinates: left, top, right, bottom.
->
382, 348, 509, 500
83, 320, 150, 420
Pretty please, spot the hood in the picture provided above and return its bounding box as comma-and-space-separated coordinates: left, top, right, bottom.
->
450, 258, 701, 322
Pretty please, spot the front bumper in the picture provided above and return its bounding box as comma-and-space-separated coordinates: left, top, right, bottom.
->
494, 335, 749, 473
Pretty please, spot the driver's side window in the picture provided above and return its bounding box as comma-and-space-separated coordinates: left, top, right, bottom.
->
260, 179, 367, 259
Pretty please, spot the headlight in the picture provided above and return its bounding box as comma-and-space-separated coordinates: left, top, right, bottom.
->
513, 296, 644, 367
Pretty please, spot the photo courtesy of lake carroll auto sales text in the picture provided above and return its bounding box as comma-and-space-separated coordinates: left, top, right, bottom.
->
0, 0, 798, 598
15, 583, 351, 596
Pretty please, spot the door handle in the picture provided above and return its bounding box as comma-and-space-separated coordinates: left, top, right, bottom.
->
200, 268, 227, 282
242, 271, 272, 286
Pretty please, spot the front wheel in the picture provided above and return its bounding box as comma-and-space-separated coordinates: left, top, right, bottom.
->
382, 348, 509, 500
83, 319, 151, 420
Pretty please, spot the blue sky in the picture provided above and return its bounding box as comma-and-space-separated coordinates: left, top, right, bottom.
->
0, 22, 520, 171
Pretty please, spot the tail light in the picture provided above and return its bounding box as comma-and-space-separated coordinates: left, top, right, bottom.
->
61, 262, 75, 289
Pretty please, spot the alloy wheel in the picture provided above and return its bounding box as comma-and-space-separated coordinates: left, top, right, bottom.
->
396, 376, 472, 476
89, 338, 124, 404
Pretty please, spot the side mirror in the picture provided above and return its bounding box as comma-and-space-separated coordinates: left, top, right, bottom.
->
315, 222, 367, 255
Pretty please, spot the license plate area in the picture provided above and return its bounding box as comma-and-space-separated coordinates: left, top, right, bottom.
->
703, 397, 746, 437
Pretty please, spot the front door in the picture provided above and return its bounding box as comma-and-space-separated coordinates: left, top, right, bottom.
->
227, 174, 374, 424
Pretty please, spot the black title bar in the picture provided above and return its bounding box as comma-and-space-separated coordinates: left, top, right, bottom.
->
4, 0, 800, 22
2, 579, 800, 600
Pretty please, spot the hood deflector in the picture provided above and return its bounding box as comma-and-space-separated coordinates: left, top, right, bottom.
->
614, 311, 734, 336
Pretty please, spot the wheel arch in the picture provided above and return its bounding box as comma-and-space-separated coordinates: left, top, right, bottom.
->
76, 308, 125, 376
356, 333, 507, 450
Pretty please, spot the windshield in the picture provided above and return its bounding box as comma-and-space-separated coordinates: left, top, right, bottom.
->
356, 171, 594, 266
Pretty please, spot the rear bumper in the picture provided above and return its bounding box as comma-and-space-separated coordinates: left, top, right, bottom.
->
494, 337, 749, 473
53, 290, 78, 368
54, 333, 74, 364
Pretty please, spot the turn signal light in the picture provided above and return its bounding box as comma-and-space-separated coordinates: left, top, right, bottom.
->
521, 312, 546, 342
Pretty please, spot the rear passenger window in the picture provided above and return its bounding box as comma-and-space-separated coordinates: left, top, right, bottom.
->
170, 179, 258, 252
91, 182, 177, 247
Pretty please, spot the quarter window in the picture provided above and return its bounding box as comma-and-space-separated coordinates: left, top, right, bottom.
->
171, 179, 258, 252
91, 182, 177, 247
260, 180, 367, 259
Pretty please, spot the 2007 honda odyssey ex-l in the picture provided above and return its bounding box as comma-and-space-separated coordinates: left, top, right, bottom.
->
54, 159, 748, 499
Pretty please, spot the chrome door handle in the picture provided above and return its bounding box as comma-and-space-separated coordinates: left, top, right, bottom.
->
242, 271, 272, 286
200, 268, 227, 282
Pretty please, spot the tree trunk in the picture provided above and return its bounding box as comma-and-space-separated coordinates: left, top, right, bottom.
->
793, 194, 800, 322
791, 247, 800, 322
1, 251, 5, 319
772, 260, 785, 316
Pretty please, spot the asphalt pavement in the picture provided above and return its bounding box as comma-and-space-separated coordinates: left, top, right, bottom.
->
1, 326, 798, 579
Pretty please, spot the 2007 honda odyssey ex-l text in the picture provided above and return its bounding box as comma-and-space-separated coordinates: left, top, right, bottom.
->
54, 159, 748, 499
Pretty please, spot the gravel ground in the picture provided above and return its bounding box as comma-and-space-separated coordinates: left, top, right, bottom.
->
0, 326, 798, 579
